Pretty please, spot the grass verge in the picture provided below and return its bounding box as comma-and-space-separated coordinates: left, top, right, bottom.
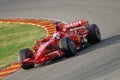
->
0, 23, 46, 70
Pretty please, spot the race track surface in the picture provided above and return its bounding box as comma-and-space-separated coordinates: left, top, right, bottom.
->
0, 0, 120, 80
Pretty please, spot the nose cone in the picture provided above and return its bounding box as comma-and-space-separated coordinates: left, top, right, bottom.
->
35, 40, 51, 60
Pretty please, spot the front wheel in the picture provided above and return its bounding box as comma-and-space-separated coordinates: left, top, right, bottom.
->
18, 48, 34, 69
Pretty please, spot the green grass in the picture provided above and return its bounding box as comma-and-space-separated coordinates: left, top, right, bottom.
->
0, 23, 46, 70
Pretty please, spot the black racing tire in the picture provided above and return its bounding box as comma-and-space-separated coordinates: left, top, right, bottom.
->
59, 37, 76, 57
18, 48, 34, 69
21, 63, 34, 70
86, 24, 101, 44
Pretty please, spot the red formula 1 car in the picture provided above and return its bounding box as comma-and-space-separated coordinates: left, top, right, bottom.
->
18, 20, 101, 69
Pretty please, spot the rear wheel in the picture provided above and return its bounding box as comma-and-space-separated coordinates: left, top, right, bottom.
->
59, 37, 76, 57
18, 48, 34, 69
86, 24, 101, 44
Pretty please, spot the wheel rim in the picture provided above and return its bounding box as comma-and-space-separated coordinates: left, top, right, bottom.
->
69, 41, 75, 54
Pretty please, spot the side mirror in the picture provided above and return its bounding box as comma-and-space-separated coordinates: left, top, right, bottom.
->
34, 40, 39, 45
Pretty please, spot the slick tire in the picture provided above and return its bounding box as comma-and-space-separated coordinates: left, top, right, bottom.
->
18, 48, 34, 69
59, 37, 76, 57
86, 24, 101, 44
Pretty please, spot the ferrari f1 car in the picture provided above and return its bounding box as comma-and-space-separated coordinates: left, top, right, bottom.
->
18, 20, 101, 69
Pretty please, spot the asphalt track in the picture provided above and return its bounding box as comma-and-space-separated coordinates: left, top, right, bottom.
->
0, 0, 120, 80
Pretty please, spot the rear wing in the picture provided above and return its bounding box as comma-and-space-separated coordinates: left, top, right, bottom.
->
64, 20, 89, 29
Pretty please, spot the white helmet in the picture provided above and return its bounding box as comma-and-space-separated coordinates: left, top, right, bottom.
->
53, 32, 61, 39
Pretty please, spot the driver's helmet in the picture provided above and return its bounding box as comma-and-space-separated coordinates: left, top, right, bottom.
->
53, 32, 61, 39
